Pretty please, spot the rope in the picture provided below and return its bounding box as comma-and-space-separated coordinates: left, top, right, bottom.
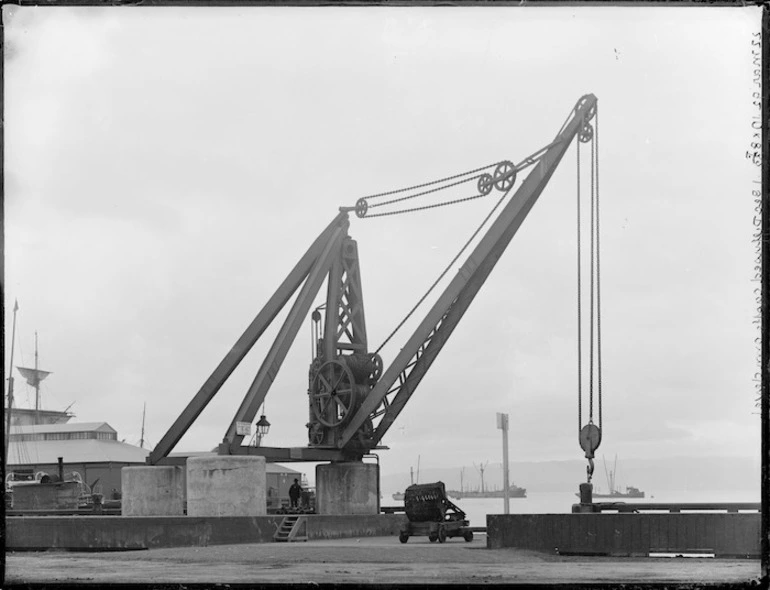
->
374, 186, 513, 354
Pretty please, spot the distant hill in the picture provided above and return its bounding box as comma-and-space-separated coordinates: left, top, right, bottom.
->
381, 456, 761, 495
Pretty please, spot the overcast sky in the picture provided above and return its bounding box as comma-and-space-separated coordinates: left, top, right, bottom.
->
4, 6, 762, 481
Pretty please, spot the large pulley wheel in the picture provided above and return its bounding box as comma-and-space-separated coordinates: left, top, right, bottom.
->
493, 161, 517, 191
310, 360, 357, 427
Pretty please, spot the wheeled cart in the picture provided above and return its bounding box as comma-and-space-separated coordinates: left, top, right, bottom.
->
398, 482, 473, 544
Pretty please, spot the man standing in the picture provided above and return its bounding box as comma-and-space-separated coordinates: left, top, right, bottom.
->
289, 478, 302, 509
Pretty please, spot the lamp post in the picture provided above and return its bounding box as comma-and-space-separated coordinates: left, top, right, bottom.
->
256, 414, 271, 439
496, 412, 510, 514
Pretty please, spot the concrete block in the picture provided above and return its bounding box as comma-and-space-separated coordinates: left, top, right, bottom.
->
186, 455, 266, 517
122, 466, 185, 516
316, 462, 379, 515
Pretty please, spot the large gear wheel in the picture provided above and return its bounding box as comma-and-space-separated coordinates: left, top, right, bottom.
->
493, 161, 517, 192
310, 360, 357, 427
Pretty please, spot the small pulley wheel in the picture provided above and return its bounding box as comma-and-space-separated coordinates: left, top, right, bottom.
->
493, 161, 517, 192
308, 422, 325, 446
369, 353, 383, 386
310, 359, 357, 427
477, 173, 494, 196
578, 123, 594, 143
579, 423, 602, 456
355, 198, 368, 218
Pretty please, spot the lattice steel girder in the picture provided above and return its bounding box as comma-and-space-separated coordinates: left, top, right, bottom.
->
226, 225, 348, 450
337, 94, 598, 450
148, 212, 349, 465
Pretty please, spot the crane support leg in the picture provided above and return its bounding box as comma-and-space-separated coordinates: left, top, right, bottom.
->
149, 212, 349, 465
225, 225, 348, 450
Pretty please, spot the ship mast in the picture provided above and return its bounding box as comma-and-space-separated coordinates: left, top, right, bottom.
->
17, 332, 53, 425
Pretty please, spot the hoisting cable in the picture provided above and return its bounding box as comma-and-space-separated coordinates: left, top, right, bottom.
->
348, 140, 565, 219
576, 101, 603, 485
595, 108, 603, 430
374, 185, 514, 355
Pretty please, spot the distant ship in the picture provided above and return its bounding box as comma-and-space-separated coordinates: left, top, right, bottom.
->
575, 455, 645, 499
392, 491, 405, 501
448, 484, 527, 499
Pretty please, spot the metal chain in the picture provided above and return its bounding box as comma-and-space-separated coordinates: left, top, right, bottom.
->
595, 107, 602, 430
368, 175, 482, 210
576, 134, 583, 434
361, 163, 499, 201
589, 114, 596, 424
374, 188, 512, 354
364, 192, 491, 219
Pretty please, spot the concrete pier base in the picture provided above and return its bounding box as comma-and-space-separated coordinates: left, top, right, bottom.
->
316, 462, 379, 515
122, 466, 185, 516
186, 455, 266, 517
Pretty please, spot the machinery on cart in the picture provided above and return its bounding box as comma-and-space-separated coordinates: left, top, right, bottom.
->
399, 482, 473, 544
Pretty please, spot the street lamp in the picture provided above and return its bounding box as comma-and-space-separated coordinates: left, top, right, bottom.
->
256, 414, 271, 438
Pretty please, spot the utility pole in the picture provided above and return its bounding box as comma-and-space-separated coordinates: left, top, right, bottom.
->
497, 412, 510, 514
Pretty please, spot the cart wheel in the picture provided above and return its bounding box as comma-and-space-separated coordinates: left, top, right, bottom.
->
399, 532, 409, 544
464, 530, 474, 542
428, 533, 438, 543
437, 527, 447, 544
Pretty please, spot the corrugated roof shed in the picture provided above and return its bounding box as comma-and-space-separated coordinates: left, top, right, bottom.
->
7, 439, 149, 466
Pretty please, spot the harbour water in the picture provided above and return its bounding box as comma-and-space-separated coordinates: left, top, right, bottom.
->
384, 489, 760, 529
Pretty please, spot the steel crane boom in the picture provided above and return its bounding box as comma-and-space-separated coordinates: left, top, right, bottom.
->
338, 93, 598, 450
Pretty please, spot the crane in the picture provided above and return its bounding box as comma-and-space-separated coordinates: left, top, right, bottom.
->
148, 93, 600, 468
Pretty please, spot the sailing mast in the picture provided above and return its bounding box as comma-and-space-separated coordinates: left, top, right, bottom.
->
17, 331, 52, 424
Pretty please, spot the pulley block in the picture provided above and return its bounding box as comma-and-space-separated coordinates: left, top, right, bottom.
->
493, 161, 517, 191
579, 423, 602, 457
477, 173, 494, 195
